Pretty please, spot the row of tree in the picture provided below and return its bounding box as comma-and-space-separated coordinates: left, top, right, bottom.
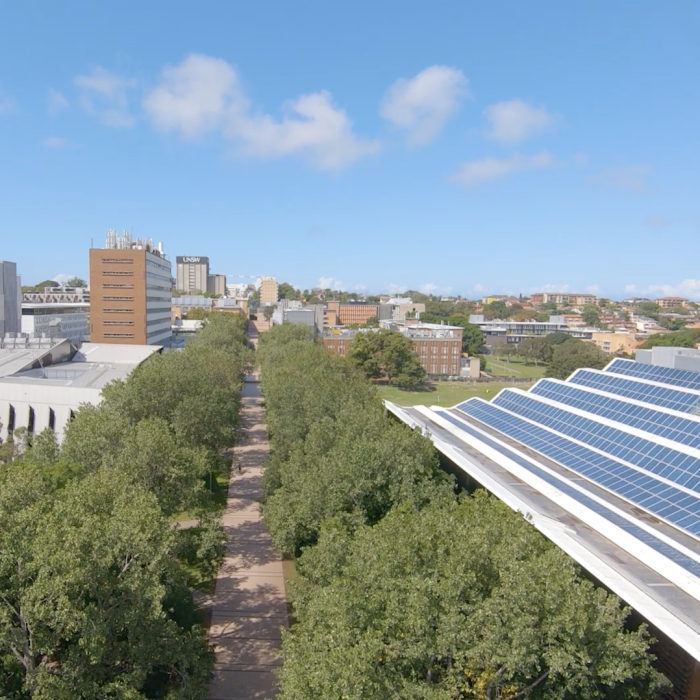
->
257, 325, 668, 699
0, 314, 251, 699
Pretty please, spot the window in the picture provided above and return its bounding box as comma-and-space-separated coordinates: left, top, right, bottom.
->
104, 332, 135, 338
103, 270, 133, 276
103, 296, 134, 301
28, 407, 35, 434
103, 320, 135, 326
101, 258, 133, 264
104, 308, 134, 313
102, 283, 134, 289
48, 408, 55, 431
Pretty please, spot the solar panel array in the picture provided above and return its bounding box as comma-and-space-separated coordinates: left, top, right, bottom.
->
455, 358, 700, 542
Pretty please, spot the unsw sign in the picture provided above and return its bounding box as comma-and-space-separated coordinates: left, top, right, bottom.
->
177, 256, 209, 264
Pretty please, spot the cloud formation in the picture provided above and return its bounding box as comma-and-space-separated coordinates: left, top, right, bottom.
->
143, 54, 379, 170
451, 152, 555, 188
0, 92, 16, 115
380, 65, 468, 145
48, 89, 69, 114
589, 165, 651, 194
74, 67, 136, 127
484, 99, 555, 144
624, 280, 700, 301
318, 276, 345, 291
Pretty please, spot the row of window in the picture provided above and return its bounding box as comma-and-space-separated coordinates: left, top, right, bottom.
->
4, 404, 63, 435
103, 270, 133, 276
101, 258, 133, 264
103, 321, 134, 326
102, 284, 134, 289
103, 296, 133, 301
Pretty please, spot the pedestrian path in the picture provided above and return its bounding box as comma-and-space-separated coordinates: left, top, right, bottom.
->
207, 375, 287, 699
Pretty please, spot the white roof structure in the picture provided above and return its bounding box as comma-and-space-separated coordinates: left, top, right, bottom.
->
0, 337, 74, 379
387, 354, 700, 663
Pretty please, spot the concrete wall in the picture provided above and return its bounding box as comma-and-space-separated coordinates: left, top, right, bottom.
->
0, 261, 21, 337
635, 346, 700, 372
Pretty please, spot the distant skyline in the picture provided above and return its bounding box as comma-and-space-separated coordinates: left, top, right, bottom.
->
1, 2, 698, 299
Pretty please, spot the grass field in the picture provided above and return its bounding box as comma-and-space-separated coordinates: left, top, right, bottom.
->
487, 357, 548, 379
378, 380, 534, 408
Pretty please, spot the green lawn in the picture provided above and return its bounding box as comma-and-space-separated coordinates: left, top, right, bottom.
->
378, 380, 534, 408
487, 357, 548, 379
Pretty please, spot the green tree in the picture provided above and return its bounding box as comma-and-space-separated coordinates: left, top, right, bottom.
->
185, 307, 210, 320
638, 329, 700, 349
278, 282, 299, 300
65, 276, 87, 287
447, 315, 485, 355
582, 304, 600, 326
546, 340, 609, 379
636, 301, 661, 320
348, 329, 425, 387
0, 468, 211, 698
21, 279, 59, 294
278, 495, 667, 700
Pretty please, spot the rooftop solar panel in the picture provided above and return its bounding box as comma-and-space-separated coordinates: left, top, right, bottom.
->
606, 358, 700, 391
439, 409, 700, 579
455, 398, 700, 538
570, 369, 700, 415
530, 380, 700, 450
488, 390, 700, 494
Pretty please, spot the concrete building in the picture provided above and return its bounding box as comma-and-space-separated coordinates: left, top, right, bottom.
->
207, 273, 227, 297
469, 316, 593, 346
658, 296, 689, 309
89, 231, 172, 346
259, 277, 279, 304
0, 339, 160, 443
176, 256, 209, 294
171, 296, 245, 321
23, 286, 90, 304
387, 354, 700, 699
378, 297, 426, 322
272, 303, 324, 335
530, 292, 597, 307
323, 322, 464, 376
0, 260, 21, 337
636, 345, 700, 373
326, 301, 379, 326
590, 331, 641, 355
21, 303, 90, 345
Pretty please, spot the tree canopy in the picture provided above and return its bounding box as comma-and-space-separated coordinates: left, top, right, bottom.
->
545, 339, 609, 379
638, 329, 700, 349
348, 328, 426, 387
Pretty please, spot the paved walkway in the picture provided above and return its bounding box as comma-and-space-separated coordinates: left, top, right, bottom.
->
207, 374, 287, 699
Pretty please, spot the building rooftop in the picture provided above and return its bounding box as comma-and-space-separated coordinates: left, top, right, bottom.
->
0, 337, 74, 378
386, 350, 700, 662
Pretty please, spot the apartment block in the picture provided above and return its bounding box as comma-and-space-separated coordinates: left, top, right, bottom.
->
657, 297, 688, 309
326, 301, 379, 326
260, 277, 278, 304
530, 292, 597, 307
90, 232, 172, 345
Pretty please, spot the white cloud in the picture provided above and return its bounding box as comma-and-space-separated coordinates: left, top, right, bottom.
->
318, 276, 345, 291
380, 66, 468, 145
419, 283, 438, 294
48, 89, 69, 114
530, 284, 571, 294
589, 165, 651, 194
484, 99, 555, 144
586, 285, 601, 295
53, 273, 75, 285
43, 137, 72, 149
451, 152, 555, 188
144, 54, 379, 170
385, 282, 408, 295
626, 280, 700, 301
74, 67, 136, 127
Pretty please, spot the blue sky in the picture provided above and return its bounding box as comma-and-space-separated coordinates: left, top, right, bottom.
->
0, 1, 698, 299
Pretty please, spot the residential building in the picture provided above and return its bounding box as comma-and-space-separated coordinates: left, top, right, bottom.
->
0, 337, 159, 443
89, 231, 172, 346
323, 322, 463, 376
260, 277, 279, 304
590, 331, 641, 355
386, 353, 700, 699
530, 292, 597, 307
0, 260, 21, 337
176, 256, 209, 294
21, 302, 90, 344
657, 296, 688, 309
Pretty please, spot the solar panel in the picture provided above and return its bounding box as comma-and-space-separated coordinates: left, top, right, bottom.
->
487, 390, 700, 494
455, 398, 700, 538
530, 380, 700, 450
606, 358, 700, 392
440, 410, 700, 579
570, 369, 700, 415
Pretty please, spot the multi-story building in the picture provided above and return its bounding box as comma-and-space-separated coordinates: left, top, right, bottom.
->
23, 286, 90, 304
0, 260, 21, 337
207, 274, 227, 297
90, 231, 172, 345
176, 256, 209, 294
657, 296, 688, 309
590, 331, 641, 355
530, 292, 597, 307
323, 322, 464, 376
171, 296, 245, 320
378, 297, 426, 322
260, 277, 279, 304
326, 301, 379, 326
21, 302, 90, 344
